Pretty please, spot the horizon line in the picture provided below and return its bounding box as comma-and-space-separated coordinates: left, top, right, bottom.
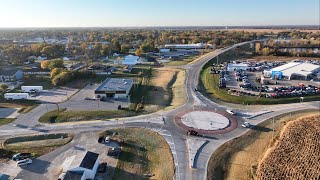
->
0, 25, 319, 29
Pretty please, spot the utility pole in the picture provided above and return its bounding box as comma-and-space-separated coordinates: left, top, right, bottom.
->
272, 117, 275, 140
216, 55, 219, 65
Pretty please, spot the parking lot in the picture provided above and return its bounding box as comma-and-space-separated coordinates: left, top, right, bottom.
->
63, 84, 129, 111
28, 87, 79, 103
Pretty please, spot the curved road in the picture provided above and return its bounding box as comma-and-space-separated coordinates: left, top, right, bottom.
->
1, 40, 319, 180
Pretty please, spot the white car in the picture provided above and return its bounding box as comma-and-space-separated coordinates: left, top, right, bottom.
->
105, 136, 111, 143
242, 122, 251, 128
16, 159, 32, 166
226, 109, 236, 115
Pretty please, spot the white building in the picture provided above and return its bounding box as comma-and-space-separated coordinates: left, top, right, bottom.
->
165, 43, 213, 49
95, 78, 133, 99
264, 61, 320, 80
122, 55, 140, 65
62, 151, 99, 180
4, 93, 29, 100
227, 63, 249, 71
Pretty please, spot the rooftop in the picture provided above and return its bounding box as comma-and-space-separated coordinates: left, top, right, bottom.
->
0, 69, 21, 76
64, 171, 84, 180
69, 151, 99, 170
95, 78, 133, 92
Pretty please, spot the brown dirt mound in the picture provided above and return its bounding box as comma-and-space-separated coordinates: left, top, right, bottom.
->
256, 115, 320, 179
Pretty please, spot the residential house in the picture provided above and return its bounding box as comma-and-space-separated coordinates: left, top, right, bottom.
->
0, 69, 24, 82
23, 68, 51, 75
123, 55, 140, 65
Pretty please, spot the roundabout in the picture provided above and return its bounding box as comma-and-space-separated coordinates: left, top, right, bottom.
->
174, 107, 238, 135
181, 111, 229, 130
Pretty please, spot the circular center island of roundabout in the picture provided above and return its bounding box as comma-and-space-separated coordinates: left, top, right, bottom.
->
174, 109, 238, 135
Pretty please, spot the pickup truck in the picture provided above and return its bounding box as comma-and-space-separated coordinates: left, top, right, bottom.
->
107, 147, 121, 156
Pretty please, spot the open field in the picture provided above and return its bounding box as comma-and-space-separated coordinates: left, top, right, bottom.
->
0, 133, 73, 163
256, 114, 320, 179
145, 67, 186, 112
207, 110, 320, 180
168, 68, 187, 109
100, 128, 174, 180
163, 55, 199, 66
38, 108, 137, 123
0, 118, 16, 126
200, 68, 320, 105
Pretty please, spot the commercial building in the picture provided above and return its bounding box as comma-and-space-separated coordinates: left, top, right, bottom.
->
264, 61, 320, 80
95, 78, 133, 99
164, 43, 213, 49
62, 151, 99, 180
4, 93, 29, 100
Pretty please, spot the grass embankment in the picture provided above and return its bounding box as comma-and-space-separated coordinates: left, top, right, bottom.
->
207, 110, 320, 180
39, 108, 137, 123
130, 66, 186, 112
163, 55, 199, 66
200, 68, 320, 105
0, 118, 16, 126
0, 133, 73, 163
100, 128, 174, 180
0, 100, 39, 113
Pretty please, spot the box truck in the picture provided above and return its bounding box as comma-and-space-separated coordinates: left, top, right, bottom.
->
21, 86, 43, 93
4, 93, 29, 100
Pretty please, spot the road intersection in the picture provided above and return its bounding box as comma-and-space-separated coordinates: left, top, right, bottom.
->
0, 40, 319, 180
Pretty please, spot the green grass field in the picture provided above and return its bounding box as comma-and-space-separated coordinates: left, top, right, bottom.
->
39, 108, 137, 123
0, 118, 16, 126
100, 128, 174, 180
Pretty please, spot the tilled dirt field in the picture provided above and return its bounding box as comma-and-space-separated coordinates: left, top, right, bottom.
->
256, 115, 320, 179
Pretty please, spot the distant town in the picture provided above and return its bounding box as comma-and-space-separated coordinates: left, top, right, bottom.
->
0, 2, 319, 179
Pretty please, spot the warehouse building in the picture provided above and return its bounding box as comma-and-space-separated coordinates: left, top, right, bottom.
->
264, 61, 320, 80
95, 78, 133, 99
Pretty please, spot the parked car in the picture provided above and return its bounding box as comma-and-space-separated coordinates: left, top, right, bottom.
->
105, 136, 111, 143
16, 159, 32, 166
242, 122, 251, 128
107, 147, 122, 156
12, 153, 32, 161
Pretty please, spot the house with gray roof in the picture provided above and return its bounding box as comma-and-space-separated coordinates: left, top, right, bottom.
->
0, 69, 23, 82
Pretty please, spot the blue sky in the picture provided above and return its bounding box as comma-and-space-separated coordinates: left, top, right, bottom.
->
0, 0, 319, 27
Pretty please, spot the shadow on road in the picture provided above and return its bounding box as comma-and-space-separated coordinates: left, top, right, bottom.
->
18, 158, 51, 175
250, 125, 272, 132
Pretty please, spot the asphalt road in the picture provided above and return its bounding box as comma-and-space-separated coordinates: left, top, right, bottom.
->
1, 40, 319, 180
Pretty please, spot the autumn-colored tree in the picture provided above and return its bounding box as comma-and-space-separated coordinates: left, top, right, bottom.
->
50, 68, 62, 78
40, 60, 51, 69
135, 49, 142, 56
48, 59, 64, 70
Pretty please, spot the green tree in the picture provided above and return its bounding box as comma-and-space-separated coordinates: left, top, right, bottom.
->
120, 44, 131, 53
48, 59, 64, 70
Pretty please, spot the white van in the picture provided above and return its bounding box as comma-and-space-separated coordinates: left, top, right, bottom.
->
16, 159, 32, 166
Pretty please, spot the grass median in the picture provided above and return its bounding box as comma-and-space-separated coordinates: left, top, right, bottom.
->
0, 118, 16, 126
0, 133, 73, 162
39, 108, 137, 123
100, 128, 174, 180
200, 67, 320, 105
